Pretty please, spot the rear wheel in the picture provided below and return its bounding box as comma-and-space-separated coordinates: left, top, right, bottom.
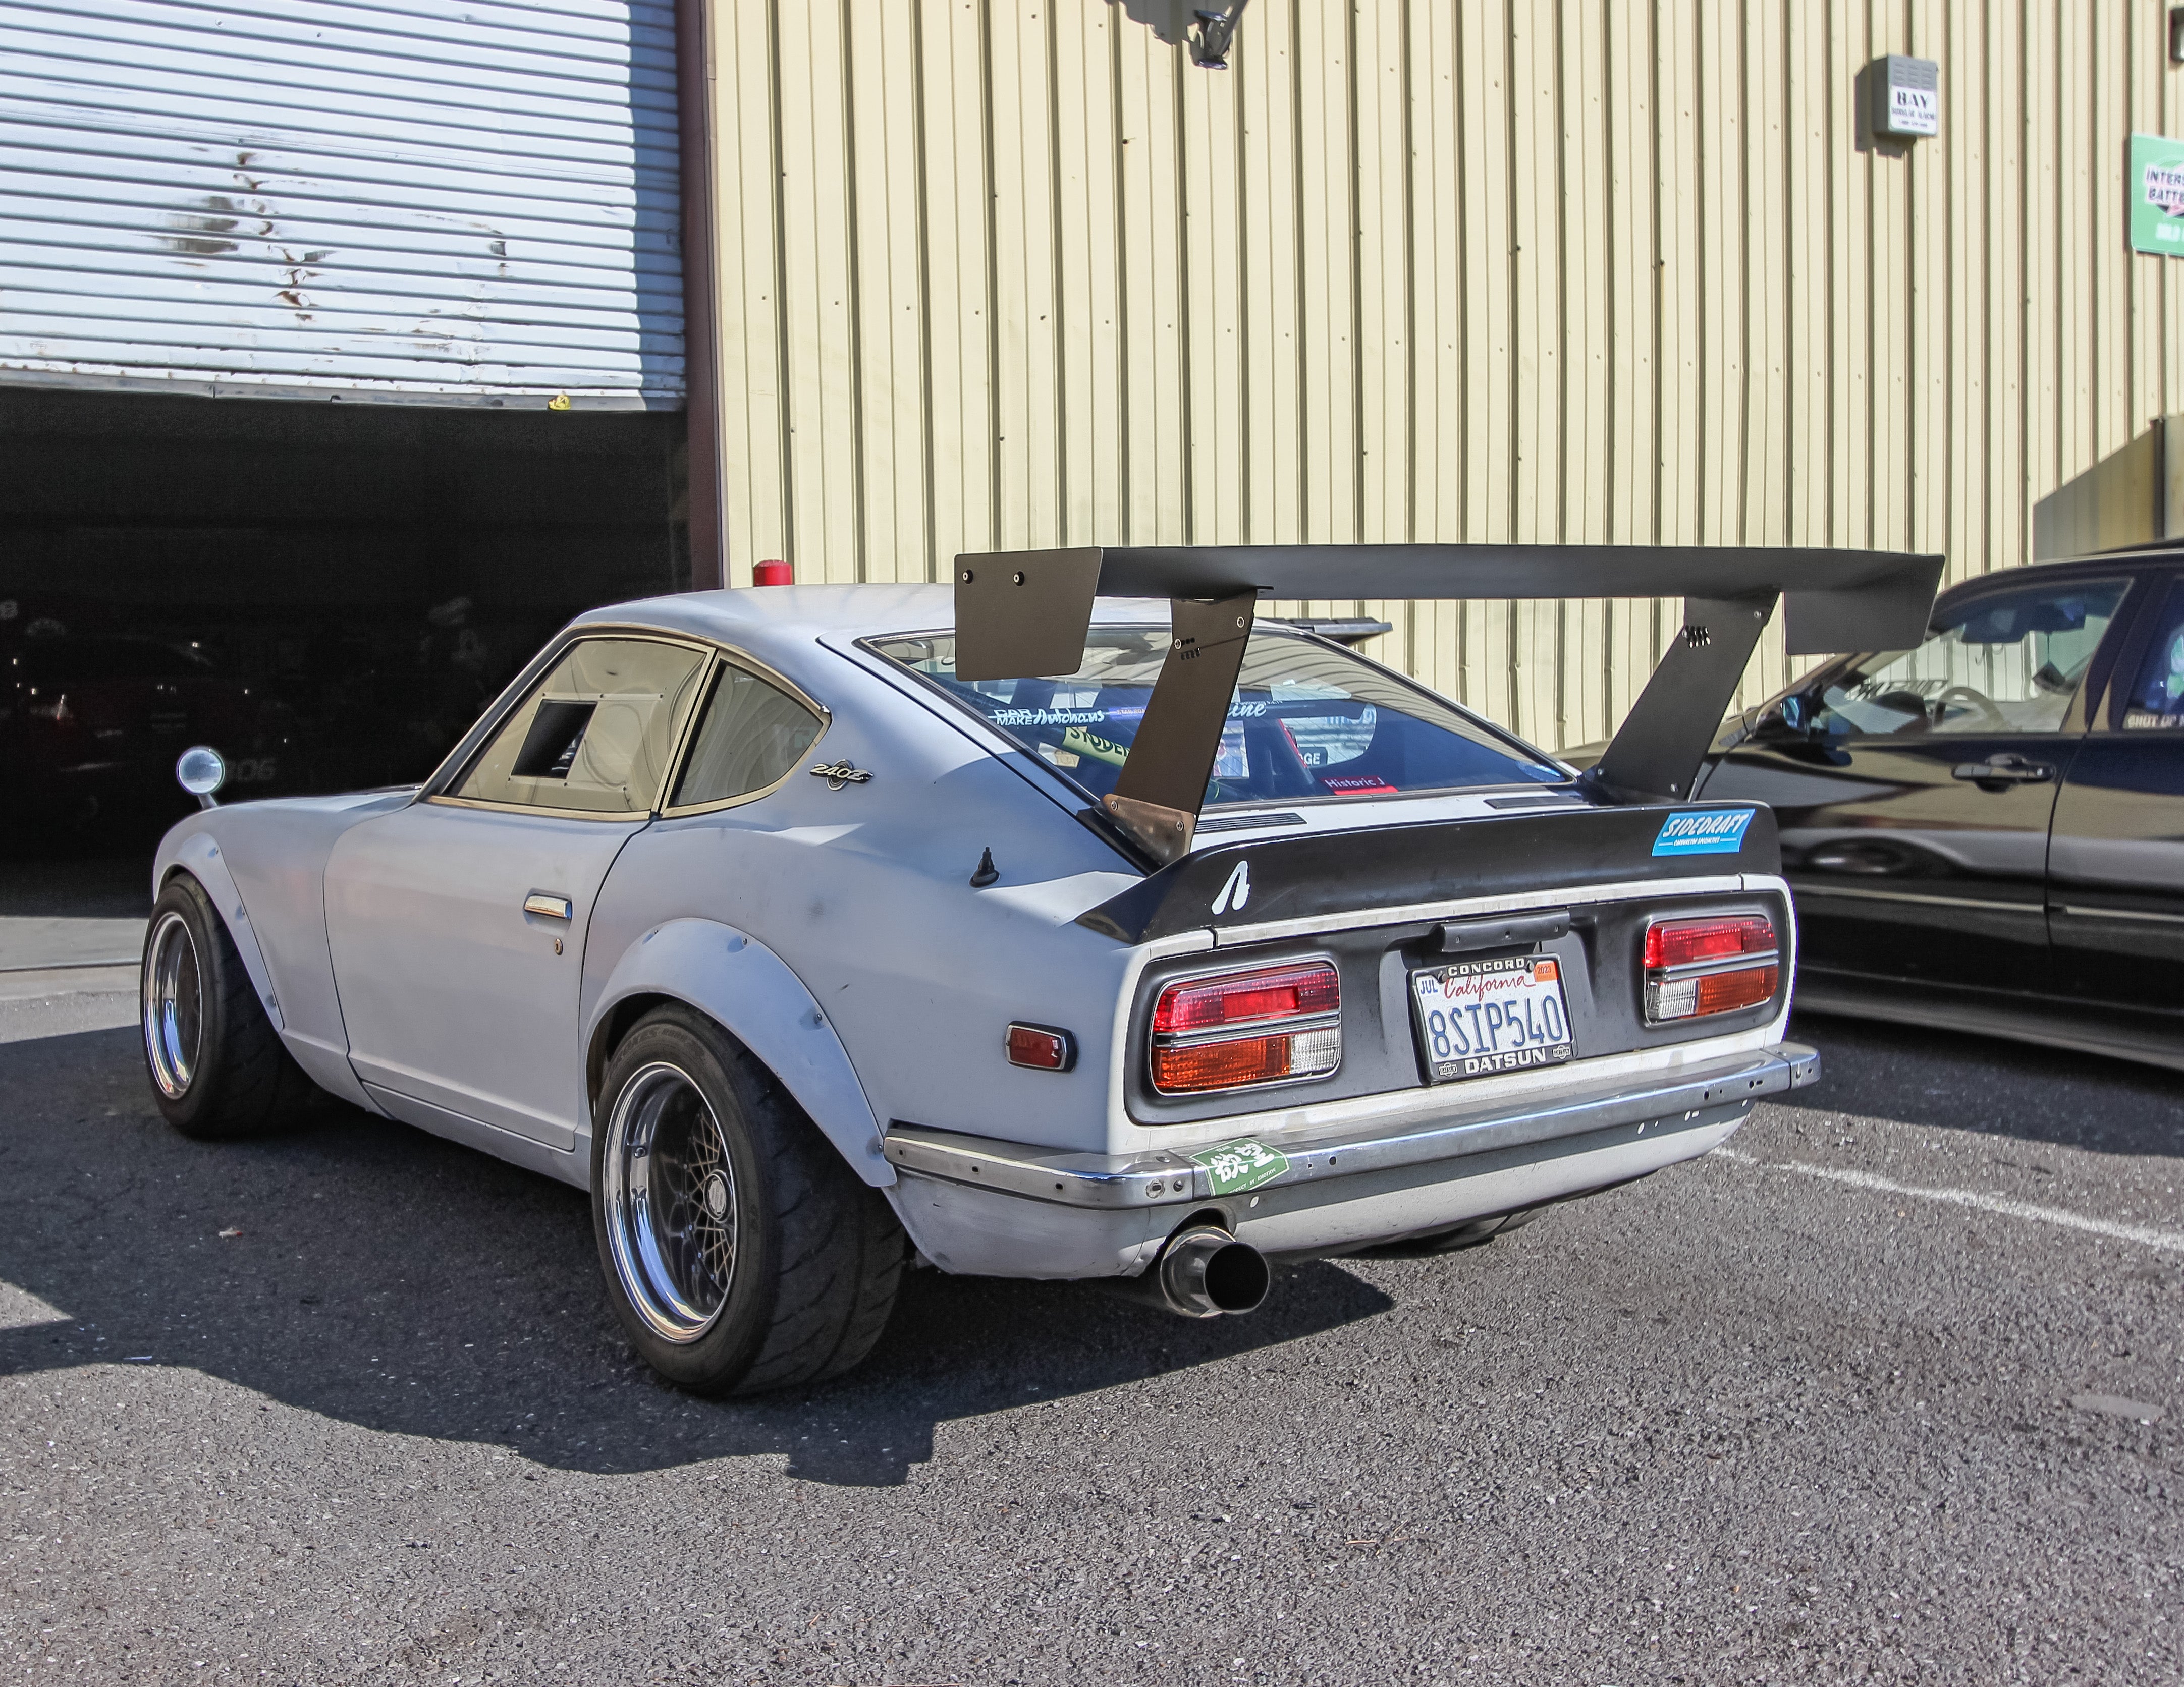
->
591, 1005, 904, 1395
141, 873, 313, 1139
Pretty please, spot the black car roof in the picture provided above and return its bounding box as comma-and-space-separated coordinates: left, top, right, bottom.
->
1938, 549, 2184, 602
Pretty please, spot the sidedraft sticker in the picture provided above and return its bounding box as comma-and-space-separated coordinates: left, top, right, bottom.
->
1652, 808, 1757, 857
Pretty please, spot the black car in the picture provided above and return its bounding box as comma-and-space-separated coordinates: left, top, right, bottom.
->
0, 634, 298, 836
1670, 550, 2184, 1069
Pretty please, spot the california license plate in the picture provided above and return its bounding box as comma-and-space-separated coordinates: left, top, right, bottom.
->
1410, 955, 1576, 1082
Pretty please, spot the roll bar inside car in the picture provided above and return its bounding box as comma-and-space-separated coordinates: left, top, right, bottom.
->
952, 543, 1945, 863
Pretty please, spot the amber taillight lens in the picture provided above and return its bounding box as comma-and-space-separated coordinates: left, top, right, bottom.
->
1149, 962, 1341, 1095
1644, 914, 1780, 1023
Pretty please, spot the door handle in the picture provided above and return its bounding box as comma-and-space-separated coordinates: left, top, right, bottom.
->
523, 893, 574, 920
1950, 756, 2054, 785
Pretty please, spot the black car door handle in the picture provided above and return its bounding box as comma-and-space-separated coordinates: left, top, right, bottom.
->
1951, 757, 2054, 785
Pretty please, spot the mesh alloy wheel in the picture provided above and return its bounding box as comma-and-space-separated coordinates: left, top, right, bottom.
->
599, 1060, 740, 1343
142, 909, 204, 1101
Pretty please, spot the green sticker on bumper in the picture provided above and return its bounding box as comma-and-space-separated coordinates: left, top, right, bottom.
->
1189, 1139, 1290, 1196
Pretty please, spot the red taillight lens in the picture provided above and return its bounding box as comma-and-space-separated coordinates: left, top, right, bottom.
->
1153, 963, 1341, 1035
1643, 913, 1780, 1023
1149, 963, 1341, 1094
1643, 915, 1776, 970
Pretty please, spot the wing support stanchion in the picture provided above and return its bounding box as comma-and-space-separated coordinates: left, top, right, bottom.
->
1578, 594, 1777, 804
1103, 592, 1259, 865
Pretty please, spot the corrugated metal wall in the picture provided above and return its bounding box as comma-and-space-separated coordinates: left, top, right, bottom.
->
0, 0, 683, 407
705, 0, 2184, 748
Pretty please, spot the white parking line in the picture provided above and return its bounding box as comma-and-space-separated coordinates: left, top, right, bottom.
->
1712, 1147, 2184, 1254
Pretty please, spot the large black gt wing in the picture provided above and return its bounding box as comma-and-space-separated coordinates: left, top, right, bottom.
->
951, 543, 1942, 865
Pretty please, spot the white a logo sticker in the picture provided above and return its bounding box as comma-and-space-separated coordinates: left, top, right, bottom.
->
1212, 859, 1252, 916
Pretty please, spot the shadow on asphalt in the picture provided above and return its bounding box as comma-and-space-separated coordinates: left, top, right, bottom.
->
0, 1025, 1393, 1488
1782, 1009, 2184, 1158
0, 846, 153, 919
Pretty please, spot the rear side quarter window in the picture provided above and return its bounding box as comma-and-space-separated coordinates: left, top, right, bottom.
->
668, 661, 826, 809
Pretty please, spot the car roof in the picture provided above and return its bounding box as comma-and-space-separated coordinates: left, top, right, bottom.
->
574, 582, 1192, 649
1941, 549, 2184, 597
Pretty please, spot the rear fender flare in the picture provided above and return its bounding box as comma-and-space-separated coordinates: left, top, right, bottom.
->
587, 918, 893, 1188
157, 833, 284, 1032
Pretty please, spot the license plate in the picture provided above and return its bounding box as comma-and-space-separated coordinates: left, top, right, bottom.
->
1410, 955, 1575, 1082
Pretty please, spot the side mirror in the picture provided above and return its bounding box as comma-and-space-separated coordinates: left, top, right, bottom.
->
1752, 694, 1821, 741
176, 745, 227, 809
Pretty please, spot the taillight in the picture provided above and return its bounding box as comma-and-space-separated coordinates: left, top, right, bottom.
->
1149, 961, 1341, 1094
1644, 913, 1779, 1023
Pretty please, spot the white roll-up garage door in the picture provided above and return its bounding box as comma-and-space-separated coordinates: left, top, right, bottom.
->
0, 0, 682, 408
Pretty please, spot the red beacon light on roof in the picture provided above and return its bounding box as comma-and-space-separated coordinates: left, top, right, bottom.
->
752, 558, 794, 587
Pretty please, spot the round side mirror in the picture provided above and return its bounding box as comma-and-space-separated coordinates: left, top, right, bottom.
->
176, 745, 227, 807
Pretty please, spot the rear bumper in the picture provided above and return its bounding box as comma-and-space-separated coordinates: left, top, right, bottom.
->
882, 1041, 1819, 1278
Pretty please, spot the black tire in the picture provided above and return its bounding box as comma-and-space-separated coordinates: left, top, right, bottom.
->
140, 872, 315, 1139
590, 1004, 904, 1396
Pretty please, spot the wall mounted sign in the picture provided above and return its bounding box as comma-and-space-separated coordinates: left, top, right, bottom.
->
1874, 54, 1940, 138
2132, 134, 2184, 256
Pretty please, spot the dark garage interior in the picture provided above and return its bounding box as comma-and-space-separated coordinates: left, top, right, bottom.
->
0, 386, 689, 848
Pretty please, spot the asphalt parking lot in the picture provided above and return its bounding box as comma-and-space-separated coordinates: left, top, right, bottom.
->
2, 987, 2179, 1684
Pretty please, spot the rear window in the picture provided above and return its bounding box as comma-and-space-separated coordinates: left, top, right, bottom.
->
867, 625, 1563, 806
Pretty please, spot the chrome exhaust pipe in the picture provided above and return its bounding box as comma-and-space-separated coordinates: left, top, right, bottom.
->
1111, 1224, 1270, 1319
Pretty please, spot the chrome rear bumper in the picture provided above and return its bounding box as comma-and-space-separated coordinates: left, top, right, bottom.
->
884, 1042, 1818, 1211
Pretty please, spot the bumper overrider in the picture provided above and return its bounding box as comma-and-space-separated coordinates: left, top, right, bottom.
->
883, 1042, 1819, 1282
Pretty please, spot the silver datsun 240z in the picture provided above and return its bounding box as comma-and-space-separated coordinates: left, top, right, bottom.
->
140, 544, 1939, 1394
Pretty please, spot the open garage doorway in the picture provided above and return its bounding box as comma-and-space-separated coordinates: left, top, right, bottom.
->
0, 386, 689, 853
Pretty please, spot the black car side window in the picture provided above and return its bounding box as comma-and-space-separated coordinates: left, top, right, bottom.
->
2119, 582, 2184, 729
1809, 580, 2127, 739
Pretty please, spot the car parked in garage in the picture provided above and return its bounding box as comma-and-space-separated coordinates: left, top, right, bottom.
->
1667, 549, 2184, 1069
2, 631, 296, 836
136, 543, 1935, 1394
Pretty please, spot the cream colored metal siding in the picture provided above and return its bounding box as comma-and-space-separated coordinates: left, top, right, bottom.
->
705, 0, 2184, 748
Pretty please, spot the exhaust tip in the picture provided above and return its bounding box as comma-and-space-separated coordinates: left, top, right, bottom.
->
1159, 1224, 1269, 1317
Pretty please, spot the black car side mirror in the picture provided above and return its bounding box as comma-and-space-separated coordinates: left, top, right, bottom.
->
1751, 695, 1821, 741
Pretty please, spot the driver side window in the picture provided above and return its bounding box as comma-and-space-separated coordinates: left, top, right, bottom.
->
1811, 580, 2125, 739
454, 637, 711, 814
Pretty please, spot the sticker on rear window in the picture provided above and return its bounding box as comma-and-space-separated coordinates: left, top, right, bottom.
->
1652, 808, 1757, 857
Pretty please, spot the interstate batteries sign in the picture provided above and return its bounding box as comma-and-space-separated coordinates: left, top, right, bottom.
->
2132, 134, 2184, 256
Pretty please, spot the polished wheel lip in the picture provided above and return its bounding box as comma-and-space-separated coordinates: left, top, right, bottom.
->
601, 1059, 739, 1345
142, 909, 202, 1101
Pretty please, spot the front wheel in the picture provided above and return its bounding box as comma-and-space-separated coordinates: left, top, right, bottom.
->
141, 873, 313, 1139
591, 1005, 904, 1395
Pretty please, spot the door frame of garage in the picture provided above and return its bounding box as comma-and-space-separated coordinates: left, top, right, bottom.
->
676, 0, 724, 591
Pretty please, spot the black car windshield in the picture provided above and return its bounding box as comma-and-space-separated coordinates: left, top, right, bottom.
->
868, 625, 1564, 806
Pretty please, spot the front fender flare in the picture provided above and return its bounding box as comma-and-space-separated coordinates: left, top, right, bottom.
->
157, 831, 283, 1032
588, 919, 894, 1188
